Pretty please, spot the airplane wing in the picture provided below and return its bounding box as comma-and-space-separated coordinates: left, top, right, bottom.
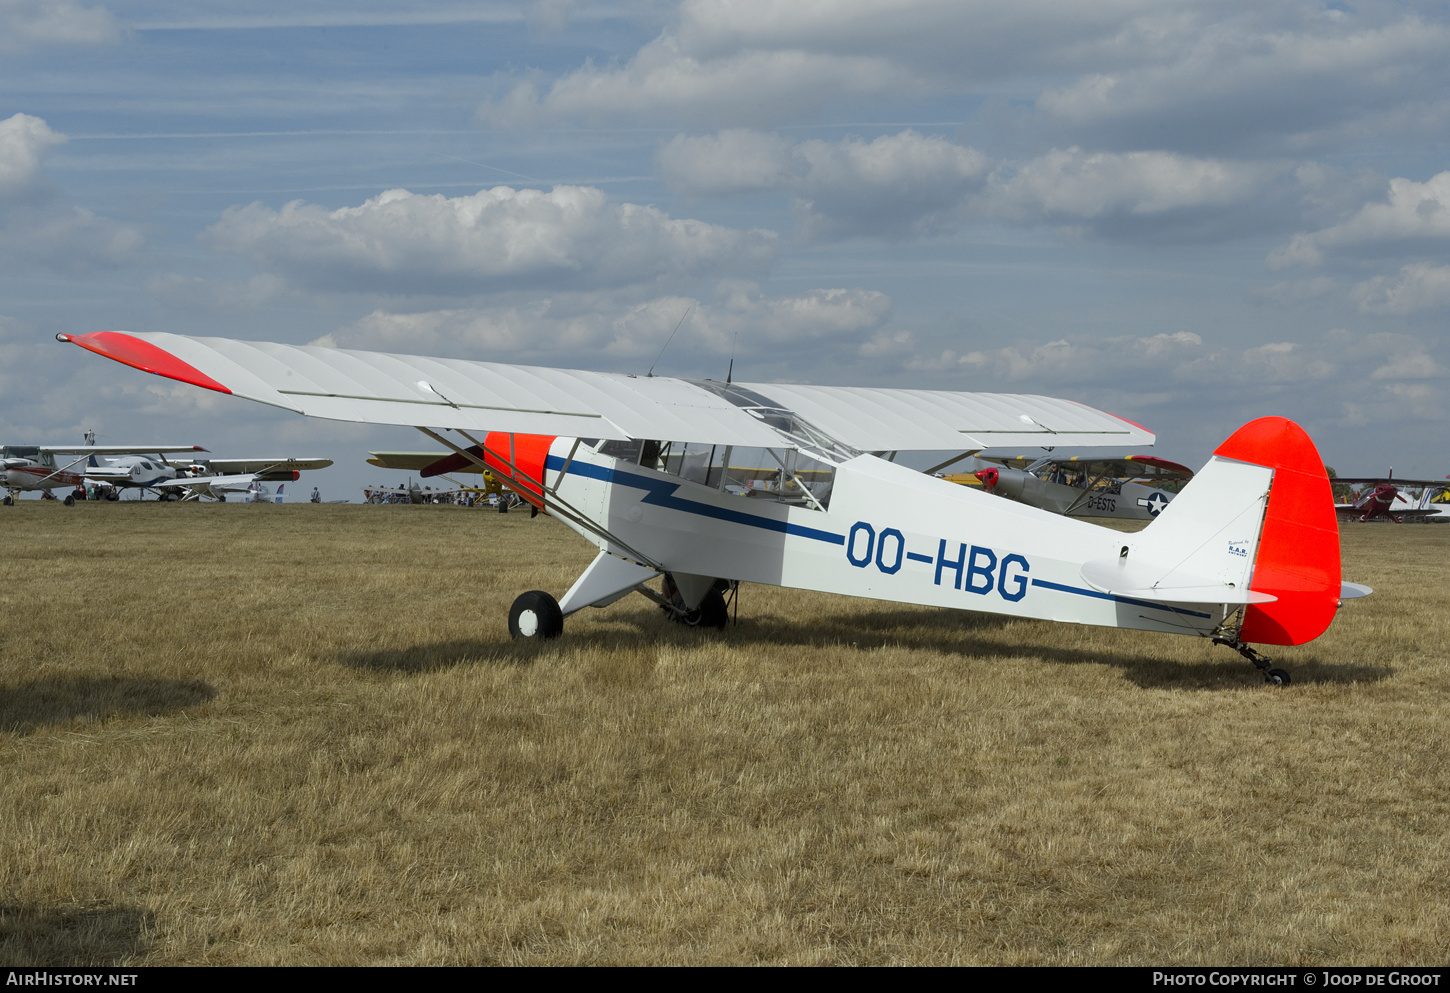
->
156, 473, 261, 492
1332, 476, 1449, 488
1334, 504, 1444, 522
81, 467, 140, 482
199, 458, 333, 474
367, 452, 475, 473
58, 331, 1154, 452
37, 445, 207, 455
984, 454, 1194, 482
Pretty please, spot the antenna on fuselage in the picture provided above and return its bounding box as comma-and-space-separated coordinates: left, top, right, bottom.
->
646, 304, 692, 378
726, 332, 737, 384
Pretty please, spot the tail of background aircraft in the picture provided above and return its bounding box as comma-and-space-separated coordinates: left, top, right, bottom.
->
274, 483, 285, 504
1131, 417, 1341, 646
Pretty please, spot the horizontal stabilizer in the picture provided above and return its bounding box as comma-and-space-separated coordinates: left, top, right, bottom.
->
1340, 582, 1373, 599
1080, 558, 1276, 605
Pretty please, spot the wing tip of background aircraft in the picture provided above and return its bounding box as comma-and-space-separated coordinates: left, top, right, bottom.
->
58, 332, 233, 397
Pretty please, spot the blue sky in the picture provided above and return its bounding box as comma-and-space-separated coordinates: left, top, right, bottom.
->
3, 0, 1448, 497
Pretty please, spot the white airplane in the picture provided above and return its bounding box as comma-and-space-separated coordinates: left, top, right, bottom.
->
3, 442, 207, 504
967, 454, 1193, 521
82, 455, 331, 501
59, 330, 1371, 685
242, 481, 286, 503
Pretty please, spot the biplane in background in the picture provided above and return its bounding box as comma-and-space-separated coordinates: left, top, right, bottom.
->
955, 454, 1192, 522
3, 441, 206, 504
60, 330, 1372, 685
1332, 472, 1450, 523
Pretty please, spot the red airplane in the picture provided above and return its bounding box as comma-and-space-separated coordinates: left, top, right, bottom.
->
1333, 472, 1450, 523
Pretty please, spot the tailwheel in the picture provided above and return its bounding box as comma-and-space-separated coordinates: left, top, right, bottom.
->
1214, 635, 1290, 688
509, 590, 563, 640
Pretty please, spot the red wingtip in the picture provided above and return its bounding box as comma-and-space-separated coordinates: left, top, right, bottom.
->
1215, 417, 1340, 646
59, 332, 232, 396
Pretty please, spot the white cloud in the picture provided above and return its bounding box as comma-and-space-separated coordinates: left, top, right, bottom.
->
658, 129, 800, 197
905, 328, 1442, 393
1353, 263, 1450, 316
481, 33, 911, 129
1037, 10, 1450, 126
661, 129, 991, 240
204, 185, 779, 295
1271, 171, 1450, 268
0, 113, 143, 269
0, 0, 120, 53
476, 1, 1450, 159
891, 326, 1448, 439
317, 284, 892, 363
987, 147, 1282, 221
0, 113, 65, 195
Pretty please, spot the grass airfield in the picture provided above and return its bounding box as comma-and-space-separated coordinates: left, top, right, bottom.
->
1, 500, 1447, 966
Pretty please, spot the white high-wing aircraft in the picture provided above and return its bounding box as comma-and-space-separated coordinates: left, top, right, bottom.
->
3, 443, 206, 504
59, 330, 1370, 685
82, 455, 332, 501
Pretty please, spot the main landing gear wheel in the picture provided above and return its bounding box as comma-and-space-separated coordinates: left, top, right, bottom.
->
509, 590, 563, 640
672, 587, 729, 629
2, 496, 12, 506
63, 495, 75, 506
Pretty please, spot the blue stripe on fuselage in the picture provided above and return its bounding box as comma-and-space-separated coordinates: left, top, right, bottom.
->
545, 455, 844, 545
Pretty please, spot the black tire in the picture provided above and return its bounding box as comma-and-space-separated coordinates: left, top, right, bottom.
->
63, 495, 75, 506
674, 587, 729, 629
509, 590, 563, 640
217, 494, 227, 502
1266, 668, 1291, 687
2, 496, 12, 506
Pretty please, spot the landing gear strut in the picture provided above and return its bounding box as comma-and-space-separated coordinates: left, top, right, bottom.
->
1214, 636, 1291, 687
659, 574, 733, 629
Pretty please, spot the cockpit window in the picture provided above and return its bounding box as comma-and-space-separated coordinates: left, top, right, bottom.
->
686, 380, 860, 466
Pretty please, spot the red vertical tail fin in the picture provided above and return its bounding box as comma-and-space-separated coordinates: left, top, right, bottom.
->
1215, 417, 1340, 646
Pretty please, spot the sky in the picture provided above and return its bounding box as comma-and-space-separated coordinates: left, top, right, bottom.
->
3, 0, 1448, 499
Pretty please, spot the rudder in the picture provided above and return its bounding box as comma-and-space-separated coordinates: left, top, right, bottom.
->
1215, 417, 1340, 646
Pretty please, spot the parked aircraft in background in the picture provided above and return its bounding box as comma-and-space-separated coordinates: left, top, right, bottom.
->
83, 455, 331, 501
368, 451, 508, 502
243, 481, 286, 503
961, 454, 1193, 522
61, 330, 1372, 685
1333, 472, 1450, 523
3, 442, 206, 504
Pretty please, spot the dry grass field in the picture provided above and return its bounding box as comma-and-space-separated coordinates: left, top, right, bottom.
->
1, 500, 1447, 966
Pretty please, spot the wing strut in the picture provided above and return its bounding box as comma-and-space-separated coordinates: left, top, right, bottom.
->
414, 427, 664, 571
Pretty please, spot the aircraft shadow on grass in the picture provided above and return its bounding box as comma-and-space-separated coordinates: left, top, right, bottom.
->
0, 677, 216, 735
339, 604, 1391, 689
0, 905, 155, 966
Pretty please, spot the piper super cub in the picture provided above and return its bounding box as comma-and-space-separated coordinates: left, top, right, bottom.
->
59, 330, 1371, 686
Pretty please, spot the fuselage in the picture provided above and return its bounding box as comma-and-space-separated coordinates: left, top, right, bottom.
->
541, 439, 1230, 639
